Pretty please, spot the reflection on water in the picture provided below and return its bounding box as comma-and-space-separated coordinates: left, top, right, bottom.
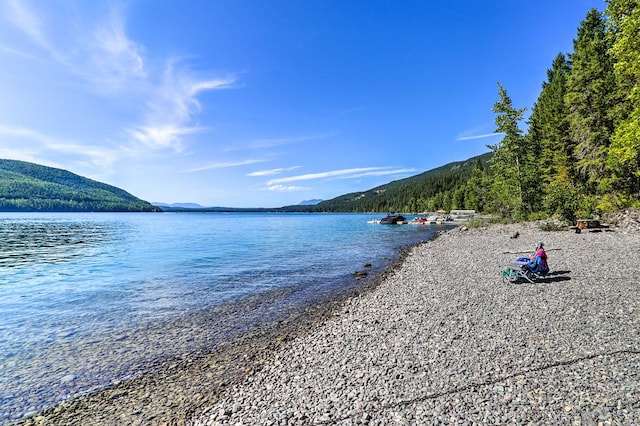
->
0, 219, 113, 268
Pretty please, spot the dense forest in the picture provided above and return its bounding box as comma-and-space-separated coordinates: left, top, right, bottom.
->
300, 1, 639, 220
0, 159, 160, 212
478, 1, 639, 221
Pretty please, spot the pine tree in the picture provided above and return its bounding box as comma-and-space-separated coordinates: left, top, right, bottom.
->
527, 53, 580, 219
565, 9, 617, 195
606, 0, 640, 204
487, 83, 531, 218
464, 158, 486, 212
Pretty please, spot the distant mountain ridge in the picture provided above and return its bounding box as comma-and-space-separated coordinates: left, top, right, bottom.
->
154, 200, 325, 211
0, 159, 159, 212
298, 199, 323, 205
152, 202, 208, 209
280, 152, 492, 212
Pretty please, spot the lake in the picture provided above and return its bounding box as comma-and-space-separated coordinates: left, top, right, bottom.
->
0, 212, 455, 422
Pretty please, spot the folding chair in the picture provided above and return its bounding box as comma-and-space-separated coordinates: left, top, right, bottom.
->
502, 260, 535, 284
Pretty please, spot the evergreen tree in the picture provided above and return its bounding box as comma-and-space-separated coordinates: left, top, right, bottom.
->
487, 83, 530, 218
464, 158, 486, 212
565, 9, 617, 195
452, 185, 465, 210
527, 53, 580, 219
606, 0, 640, 204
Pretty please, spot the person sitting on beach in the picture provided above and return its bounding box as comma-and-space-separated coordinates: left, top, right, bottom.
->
525, 241, 549, 275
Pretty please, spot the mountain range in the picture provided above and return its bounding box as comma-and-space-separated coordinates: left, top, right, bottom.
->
0, 153, 490, 213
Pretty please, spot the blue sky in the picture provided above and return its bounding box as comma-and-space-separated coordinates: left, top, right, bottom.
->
0, 0, 605, 208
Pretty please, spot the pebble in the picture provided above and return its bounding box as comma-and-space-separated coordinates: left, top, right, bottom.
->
60, 375, 76, 384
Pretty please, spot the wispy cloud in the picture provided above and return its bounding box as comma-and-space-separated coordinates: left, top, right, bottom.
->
87, 7, 147, 91
457, 132, 502, 141
247, 166, 301, 177
127, 125, 202, 151
339, 168, 417, 179
267, 167, 416, 185
4, 0, 50, 52
0, 124, 119, 169
4, 2, 235, 154
456, 122, 503, 142
267, 184, 309, 192
0, 42, 42, 61
128, 64, 235, 151
185, 158, 266, 173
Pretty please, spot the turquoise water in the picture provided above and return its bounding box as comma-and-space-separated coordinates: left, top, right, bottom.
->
0, 212, 454, 422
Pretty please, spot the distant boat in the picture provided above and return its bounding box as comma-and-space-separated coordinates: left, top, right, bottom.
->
379, 213, 407, 224
409, 215, 435, 224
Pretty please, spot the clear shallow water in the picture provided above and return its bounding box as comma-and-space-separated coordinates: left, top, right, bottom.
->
0, 212, 454, 422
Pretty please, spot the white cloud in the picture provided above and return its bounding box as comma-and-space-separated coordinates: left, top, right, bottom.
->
249, 168, 284, 177
267, 167, 415, 185
0, 124, 120, 169
339, 168, 417, 179
157, 63, 235, 122
457, 132, 502, 141
267, 184, 309, 192
0, 124, 36, 138
127, 124, 202, 151
6, 1, 146, 90
4, 2, 235, 154
247, 166, 301, 177
88, 8, 147, 90
130, 64, 235, 151
456, 122, 503, 142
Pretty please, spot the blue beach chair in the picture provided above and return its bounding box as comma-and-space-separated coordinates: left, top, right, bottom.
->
502, 256, 549, 284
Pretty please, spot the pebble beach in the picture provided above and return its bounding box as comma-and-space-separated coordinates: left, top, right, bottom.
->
21, 222, 640, 425
195, 223, 640, 425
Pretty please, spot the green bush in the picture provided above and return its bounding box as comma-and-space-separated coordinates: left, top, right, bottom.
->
538, 221, 567, 232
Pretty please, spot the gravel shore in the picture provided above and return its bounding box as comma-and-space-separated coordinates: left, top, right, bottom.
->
194, 223, 640, 425
19, 223, 640, 425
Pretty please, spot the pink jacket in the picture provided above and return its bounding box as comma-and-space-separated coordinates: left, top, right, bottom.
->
532, 248, 548, 271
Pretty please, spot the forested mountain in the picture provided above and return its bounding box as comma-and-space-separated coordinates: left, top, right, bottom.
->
0, 159, 160, 212
281, 153, 492, 213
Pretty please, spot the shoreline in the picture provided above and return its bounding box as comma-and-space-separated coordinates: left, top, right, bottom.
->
16, 236, 428, 426
194, 223, 639, 424
18, 224, 640, 424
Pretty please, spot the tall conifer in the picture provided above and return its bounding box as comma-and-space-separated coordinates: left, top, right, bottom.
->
565, 9, 617, 195
488, 83, 530, 218
527, 53, 579, 219
606, 0, 640, 203
464, 158, 486, 212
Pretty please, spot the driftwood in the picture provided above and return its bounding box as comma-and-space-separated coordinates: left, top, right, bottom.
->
502, 248, 562, 254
